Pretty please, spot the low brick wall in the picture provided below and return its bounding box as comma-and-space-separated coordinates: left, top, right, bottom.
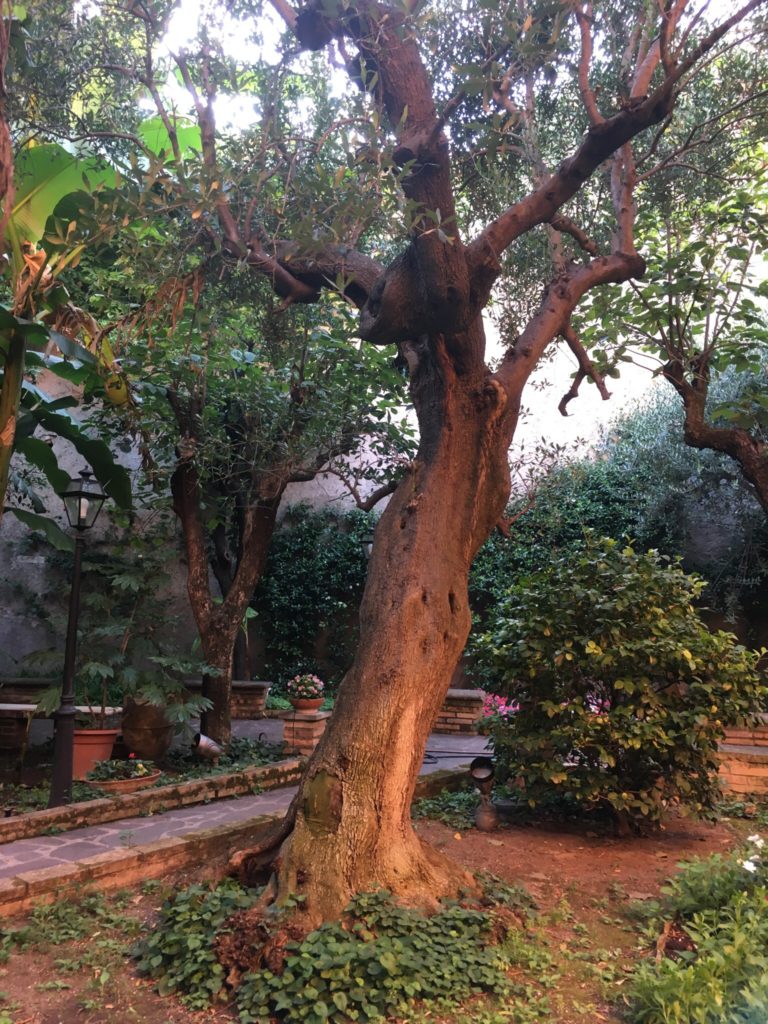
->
0, 678, 272, 722
0, 678, 56, 703
184, 679, 271, 720
719, 749, 768, 795
0, 757, 304, 844
433, 689, 484, 734
723, 714, 768, 747
281, 709, 331, 756
0, 767, 470, 917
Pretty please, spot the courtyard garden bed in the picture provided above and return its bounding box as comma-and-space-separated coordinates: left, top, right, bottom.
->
0, 801, 762, 1024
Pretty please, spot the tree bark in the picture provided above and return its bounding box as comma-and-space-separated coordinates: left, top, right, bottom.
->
259, 321, 516, 924
228, 0, 765, 931
171, 456, 280, 743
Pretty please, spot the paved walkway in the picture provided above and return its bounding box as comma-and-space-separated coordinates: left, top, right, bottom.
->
0, 722, 488, 881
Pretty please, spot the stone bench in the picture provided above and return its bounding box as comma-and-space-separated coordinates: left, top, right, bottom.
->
433, 689, 484, 734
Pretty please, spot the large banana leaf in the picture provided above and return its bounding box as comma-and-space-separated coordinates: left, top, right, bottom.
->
138, 116, 201, 162
4, 506, 74, 551
5, 143, 116, 273
30, 406, 132, 508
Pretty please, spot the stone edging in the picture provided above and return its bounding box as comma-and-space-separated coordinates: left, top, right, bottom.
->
0, 767, 470, 917
0, 758, 305, 845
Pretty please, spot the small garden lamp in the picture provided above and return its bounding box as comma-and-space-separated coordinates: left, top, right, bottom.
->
469, 755, 500, 831
49, 469, 108, 807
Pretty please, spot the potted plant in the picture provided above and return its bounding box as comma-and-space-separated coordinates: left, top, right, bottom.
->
28, 521, 212, 767
121, 655, 214, 760
286, 673, 325, 711
85, 753, 161, 794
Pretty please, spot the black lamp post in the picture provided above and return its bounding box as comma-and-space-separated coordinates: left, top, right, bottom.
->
48, 469, 106, 807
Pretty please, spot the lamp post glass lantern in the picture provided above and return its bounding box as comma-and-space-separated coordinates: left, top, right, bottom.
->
49, 469, 107, 807
61, 470, 106, 530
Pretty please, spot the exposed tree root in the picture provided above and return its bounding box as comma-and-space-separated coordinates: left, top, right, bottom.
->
228, 798, 298, 887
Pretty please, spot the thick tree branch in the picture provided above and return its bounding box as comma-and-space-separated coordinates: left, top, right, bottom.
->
575, 3, 604, 126
470, 0, 766, 272
268, 0, 298, 32
663, 357, 768, 511
170, 447, 213, 635
496, 251, 645, 396
549, 214, 600, 256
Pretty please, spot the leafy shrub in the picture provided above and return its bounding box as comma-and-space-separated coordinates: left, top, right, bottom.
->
472, 535, 766, 827
132, 880, 260, 1008
628, 837, 768, 1023
469, 374, 768, 632
253, 504, 376, 689
236, 890, 514, 1023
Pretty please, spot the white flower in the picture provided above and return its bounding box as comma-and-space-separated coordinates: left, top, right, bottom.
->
741, 859, 758, 873
747, 834, 765, 849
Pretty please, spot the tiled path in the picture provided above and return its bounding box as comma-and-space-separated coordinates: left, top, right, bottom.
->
0, 721, 488, 881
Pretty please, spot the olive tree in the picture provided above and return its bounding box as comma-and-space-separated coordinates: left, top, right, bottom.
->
10, 0, 768, 927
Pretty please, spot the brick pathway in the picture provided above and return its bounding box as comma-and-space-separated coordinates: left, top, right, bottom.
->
0, 723, 487, 882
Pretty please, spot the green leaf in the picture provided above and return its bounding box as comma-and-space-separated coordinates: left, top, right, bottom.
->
6, 143, 116, 266
30, 408, 132, 509
138, 116, 201, 162
14, 435, 70, 493
4, 506, 74, 551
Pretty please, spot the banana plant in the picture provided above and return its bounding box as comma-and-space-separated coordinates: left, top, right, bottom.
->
0, 142, 131, 538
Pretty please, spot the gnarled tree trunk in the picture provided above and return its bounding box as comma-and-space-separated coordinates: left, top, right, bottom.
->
248, 322, 517, 924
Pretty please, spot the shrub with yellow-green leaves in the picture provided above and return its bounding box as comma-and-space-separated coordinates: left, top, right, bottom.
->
471, 534, 766, 828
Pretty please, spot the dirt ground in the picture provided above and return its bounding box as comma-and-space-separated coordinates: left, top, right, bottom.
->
0, 811, 743, 1024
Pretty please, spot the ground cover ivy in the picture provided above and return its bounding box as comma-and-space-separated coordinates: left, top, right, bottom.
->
472, 534, 766, 829
134, 881, 542, 1023
133, 879, 261, 1008
627, 838, 768, 1023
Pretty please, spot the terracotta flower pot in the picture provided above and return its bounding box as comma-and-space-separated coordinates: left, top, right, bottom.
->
72, 728, 120, 780
121, 698, 174, 760
289, 697, 324, 711
87, 769, 162, 795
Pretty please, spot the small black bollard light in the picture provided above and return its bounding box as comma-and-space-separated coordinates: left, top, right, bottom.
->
469, 756, 500, 831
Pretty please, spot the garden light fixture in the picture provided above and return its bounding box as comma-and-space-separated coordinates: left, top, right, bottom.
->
49, 468, 108, 807
60, 469, 106, 530
469, 755, 500, 831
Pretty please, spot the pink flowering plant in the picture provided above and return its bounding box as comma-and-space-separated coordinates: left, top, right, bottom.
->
86, 753, 156, 781
482, 694, 519, 719
477, 694, 518, 734
286, 674, 325, 700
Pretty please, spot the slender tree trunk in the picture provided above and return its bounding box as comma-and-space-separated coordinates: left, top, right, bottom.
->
199, 622, 239, 743
0, 331, 25, 523
268, 325, 516, 924
172, 458, 281, 744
